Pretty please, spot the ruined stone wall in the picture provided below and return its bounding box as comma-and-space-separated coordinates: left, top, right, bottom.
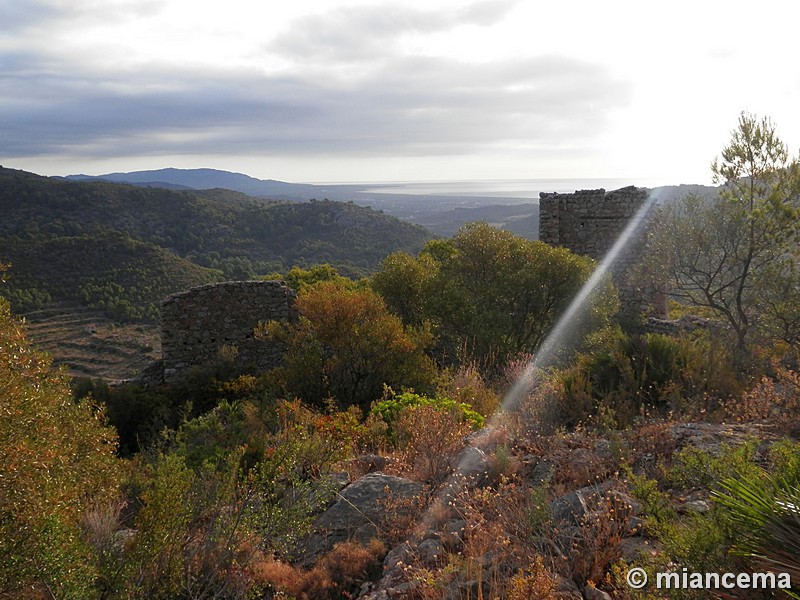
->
161, 280, 292, 383
539, 186, 664, 319
538, 186, 648, 259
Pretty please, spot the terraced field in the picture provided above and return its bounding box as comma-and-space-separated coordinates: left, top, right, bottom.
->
21, 303, 160, 382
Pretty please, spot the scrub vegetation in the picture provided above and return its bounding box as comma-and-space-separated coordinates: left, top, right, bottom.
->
2, 113, 800, 599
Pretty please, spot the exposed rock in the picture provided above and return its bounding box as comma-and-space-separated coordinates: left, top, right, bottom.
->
678, 499, 710, 514
550, 480, 616, 525
527, 457, 555, 484
300, 473, 423, 564
584, 583, 613, 600
440, 518, 466, 551
416, 538, 445, 564
350, 453, 395, 474
666, 421, 777, 455
619, 536, 661, 562
643, 314, 728, 336
554, 575, 583, 599
453, 446, 491, 485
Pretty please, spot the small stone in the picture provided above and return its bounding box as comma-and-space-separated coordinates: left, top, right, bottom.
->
679, 499, 710, 514
584, 584, 612, 600
416, 538, 445, 564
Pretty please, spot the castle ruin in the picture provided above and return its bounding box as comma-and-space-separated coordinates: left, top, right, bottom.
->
157, 187, 665, 383
538, 186, 663, 320
160, 280, 293, 383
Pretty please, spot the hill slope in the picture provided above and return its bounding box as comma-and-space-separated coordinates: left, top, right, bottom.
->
1, 167, 432, 281
63, 167, 332, 200
0, 167, 433, 378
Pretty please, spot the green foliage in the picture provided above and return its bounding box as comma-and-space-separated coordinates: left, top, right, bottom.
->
559, 327, 740, 427
76, 379, 180, 456
259, 280, 438, 410
0, 168, 432, 323
122, 453, 197, 598
373, 222, 617, 376
714, 440, 800, 584
117, 429, 338, 598
0, 294, 121, 597
654, 509, 743, 579
637, 442, 791, 597
645, 113, 800, 355
369, 391, 485, 442
627, 471, 675, 525
264, 263, 360, 291
244, 425, 341, 556
1, 232, 221, 321
667, 441, 761, 490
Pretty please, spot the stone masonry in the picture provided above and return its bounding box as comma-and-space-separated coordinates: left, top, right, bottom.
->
539, 186, 665, 320
160, 280, 293, 383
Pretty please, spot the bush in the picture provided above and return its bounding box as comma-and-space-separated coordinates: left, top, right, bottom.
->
369, 391, 485, 445
559, 328, 742, 427
0, 295, 121, 597
259, 281, 438, 411
394, 404, 474, 483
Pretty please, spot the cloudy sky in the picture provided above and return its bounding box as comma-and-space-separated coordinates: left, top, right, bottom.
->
2, 0, 799, 185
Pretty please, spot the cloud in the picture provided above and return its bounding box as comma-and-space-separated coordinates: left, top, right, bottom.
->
1, 0, 631, 167
268, 0, 517, 63
2, 52, 630, 160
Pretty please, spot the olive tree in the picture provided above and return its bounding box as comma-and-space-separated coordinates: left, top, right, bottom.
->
647, 113, 800, 354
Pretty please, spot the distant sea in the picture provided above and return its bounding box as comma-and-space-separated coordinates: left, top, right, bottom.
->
356, 178, 661, 200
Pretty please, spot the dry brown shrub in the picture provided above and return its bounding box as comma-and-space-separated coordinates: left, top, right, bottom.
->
251, 555, 301, 593
506, 555, 559, 600
395, 405, 473, 484
444, 362, 501, 417
721, 368, 800, 432
252, 539, 385, 599
556, 489, 636, 586
447, 479, 543, 597
516, 377, 564, 437
545, 434, 617, 494
629, 420, 679, 477
81, 498, 126, 555
380, 487, 431, 546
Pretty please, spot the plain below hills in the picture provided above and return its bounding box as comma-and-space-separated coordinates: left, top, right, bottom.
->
64, 167, 544, 239
64, 168, 721, 241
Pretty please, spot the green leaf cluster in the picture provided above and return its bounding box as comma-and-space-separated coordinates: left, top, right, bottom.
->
373, 222, 618, 376
369, 391, 485, 442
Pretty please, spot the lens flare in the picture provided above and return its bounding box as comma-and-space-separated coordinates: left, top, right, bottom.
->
415, 187, 662, 536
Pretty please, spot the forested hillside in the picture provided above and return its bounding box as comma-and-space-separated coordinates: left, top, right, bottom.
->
0, 167, 432, 319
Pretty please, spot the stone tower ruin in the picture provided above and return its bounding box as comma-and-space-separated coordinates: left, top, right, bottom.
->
538, 186, 662, 320
160, 280, 293, 383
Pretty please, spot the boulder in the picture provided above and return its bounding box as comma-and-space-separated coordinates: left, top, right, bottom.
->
299, 472, 423, 564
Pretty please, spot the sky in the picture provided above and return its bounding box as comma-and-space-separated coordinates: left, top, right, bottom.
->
2, 0, 800, 185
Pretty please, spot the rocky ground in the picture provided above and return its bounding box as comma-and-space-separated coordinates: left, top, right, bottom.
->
288, 419, 786, 599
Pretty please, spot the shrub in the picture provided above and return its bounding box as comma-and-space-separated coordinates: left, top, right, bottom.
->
560, 328, 742, 427
0, 294, 121, 597
369, 391, 484, 444
394, 404, 474, 483
441, 362, 501, 417
254, 539, 386, 600
714, 440, 800, 583
259, 281, 438, 411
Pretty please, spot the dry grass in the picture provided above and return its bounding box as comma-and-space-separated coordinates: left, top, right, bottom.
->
394, 405, 473, 484
253, 539, 386, 600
